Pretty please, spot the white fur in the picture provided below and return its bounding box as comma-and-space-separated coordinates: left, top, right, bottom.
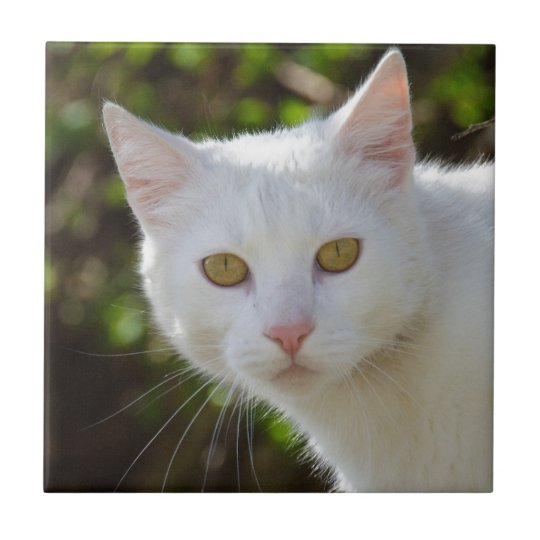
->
103, 50, 493, 492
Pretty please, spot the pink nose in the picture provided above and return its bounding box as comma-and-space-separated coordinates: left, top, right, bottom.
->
265, 323, 314, 357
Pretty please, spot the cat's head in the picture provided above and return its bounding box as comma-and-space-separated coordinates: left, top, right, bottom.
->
103, 50, 429, 404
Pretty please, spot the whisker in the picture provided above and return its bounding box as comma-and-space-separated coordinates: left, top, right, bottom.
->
345, 335, 432, 355
163, 354, 224, 379
135, 378, 185, 414
235, 396, 243, 492
163, 362, 201, 380
186, 344, 224, 351
114, 372, 225, 491
246, 395, 263, 492
361, 357, 427, 415
161, 380, 227, 492
223, 394, 242, 444
354, 364, 400, 429
63, 346, 177, 358
338, 365, 372, 465
79, 374, 183, 431
201, 382, 238, 492
109, 303, 150, 314
79, 359, 220, 432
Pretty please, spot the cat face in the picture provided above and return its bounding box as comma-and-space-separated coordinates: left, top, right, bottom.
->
103, 50, 427, 404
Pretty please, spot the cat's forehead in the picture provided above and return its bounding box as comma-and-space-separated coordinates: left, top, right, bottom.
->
186, 165, 370, 262
201, 123, 328, 172
181, 125, 379, 257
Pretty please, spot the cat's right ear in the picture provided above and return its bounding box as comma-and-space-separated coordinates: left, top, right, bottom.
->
102, 102, 194, 232
332, 49, 415, 190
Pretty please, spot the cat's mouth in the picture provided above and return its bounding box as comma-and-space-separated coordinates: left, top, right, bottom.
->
272, 362, 317, 383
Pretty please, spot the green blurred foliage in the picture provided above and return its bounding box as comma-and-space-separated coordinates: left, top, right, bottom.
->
427, 45, 495, 127
45, 43, 494, 492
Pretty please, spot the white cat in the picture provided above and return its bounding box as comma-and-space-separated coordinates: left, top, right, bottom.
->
103, 49, 493, 492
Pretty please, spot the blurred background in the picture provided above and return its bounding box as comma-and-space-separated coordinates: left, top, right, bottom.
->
45, 43, 495, 492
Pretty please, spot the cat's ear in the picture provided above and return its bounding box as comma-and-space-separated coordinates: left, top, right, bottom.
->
334, 49, 415, 188
102, 102, 194, 231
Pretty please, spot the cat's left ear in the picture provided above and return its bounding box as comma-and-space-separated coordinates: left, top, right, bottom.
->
102, 102, 196, 234
333, 49, 415, 188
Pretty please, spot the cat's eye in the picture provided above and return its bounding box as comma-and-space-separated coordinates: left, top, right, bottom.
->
316, 238, 360, 273
203, 253, 249, 287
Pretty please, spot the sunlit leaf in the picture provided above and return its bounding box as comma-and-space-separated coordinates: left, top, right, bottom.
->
279, 98, 310, 126
267, 416, 296, 445
104, 293, 147, 347
104, 176, 127, 208
125, 82, 156, 116
168, 44, 208, 70
87, 42, 119, 59
208, 384, 234, 408
60, 100, 93, 131
233, 97, 271, 127
125, 43, 159, 67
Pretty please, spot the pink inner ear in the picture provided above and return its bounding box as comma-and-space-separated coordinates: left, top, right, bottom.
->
362, 111, 414, 162
119, 148, 187, 225
127, 176, 180, 222
337, 51, 415, 187
103, 104, 191, 227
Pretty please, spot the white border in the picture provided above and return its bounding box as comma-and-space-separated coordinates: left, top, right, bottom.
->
4, 1, 539, 538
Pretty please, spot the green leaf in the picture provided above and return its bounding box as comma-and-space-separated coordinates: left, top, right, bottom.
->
233, 98, 271, 127
168, 44, 208, 70
125, 43, 159, 68
279, 98, 310, 126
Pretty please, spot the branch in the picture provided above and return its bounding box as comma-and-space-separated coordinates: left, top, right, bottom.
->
451, 118, 495, 141
274, 61, 346, 106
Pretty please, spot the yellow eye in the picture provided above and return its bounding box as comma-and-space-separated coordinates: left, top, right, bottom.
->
203, 253, 249, 287
316, 238, 360, 273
